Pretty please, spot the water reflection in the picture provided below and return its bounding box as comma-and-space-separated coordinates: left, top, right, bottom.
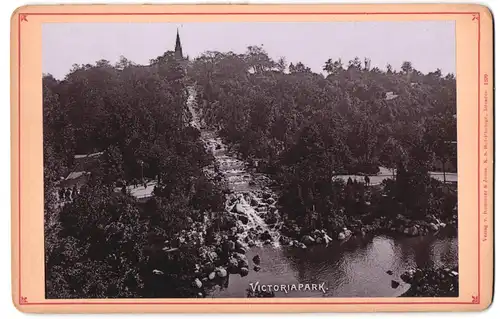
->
208, 234, 458, 298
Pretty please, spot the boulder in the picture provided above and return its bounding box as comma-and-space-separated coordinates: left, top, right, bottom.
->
152, 269, 164, 275
228, 257, 239, 273
316, 237, 323, 244
202, 261, 216, 274
253, 265, 261, 272
386, 270, 393, 275
323, 234, 333, 244
233, 203, 245, 214
208, 272, 216, 280
235, 240, 245, 250
234, 253, 249, 268
338, 232, 346, 240
238, 215, 249, 224
279, 236, 291, 245
240, 267, 249, 277
208, 251, 218, 261
312, 229, 322, 237
234, 252, 246, 260
264, 239, 272, 245
260, 231, 273, 241
400, 270, 415, 283
217, 267, 228, 278
227, 194, 237, 204
299, 243, 307, 249
236, 247, 247, 254
252, 255, 261, 265
265, 197, 276, 204
193, 278, 203, 288
247, 240, 256, 247
391, 280, 400, 289
250, 197, 259, 206
301, 235, 315, 245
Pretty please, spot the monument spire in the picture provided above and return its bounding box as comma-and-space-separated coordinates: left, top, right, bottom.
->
174, 28, 183, 59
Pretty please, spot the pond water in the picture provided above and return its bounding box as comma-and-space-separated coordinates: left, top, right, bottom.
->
208, 234, 458, 298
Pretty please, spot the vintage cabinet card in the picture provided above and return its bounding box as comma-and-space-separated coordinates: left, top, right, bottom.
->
11, 3, 494, 313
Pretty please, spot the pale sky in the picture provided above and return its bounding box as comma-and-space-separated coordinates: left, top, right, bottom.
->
42, 21, 455, 80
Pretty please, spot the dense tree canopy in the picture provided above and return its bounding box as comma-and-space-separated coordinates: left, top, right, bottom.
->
44, 57, 226, 298
189, 46, 457, 228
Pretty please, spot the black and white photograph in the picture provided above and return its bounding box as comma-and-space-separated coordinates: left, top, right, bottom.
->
43, 21, 458, 299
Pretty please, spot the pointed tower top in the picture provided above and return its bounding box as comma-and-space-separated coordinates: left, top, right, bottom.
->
175, 28, 183, 60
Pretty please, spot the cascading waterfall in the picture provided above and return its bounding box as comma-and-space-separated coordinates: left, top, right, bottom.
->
186, 85, 281, 247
